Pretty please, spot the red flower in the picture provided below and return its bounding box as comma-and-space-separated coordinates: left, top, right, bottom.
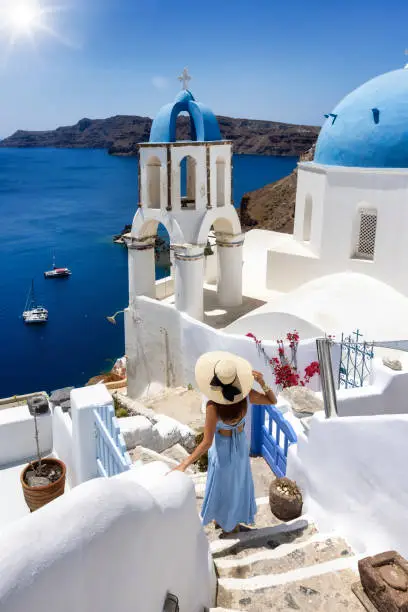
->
246, 329, 320, 390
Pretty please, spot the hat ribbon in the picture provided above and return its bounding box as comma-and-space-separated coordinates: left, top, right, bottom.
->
210, 369, 241, 402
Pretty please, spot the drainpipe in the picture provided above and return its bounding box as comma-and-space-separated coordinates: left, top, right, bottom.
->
316, 338, 338, 419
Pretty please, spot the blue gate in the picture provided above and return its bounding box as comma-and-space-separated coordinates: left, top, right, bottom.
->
94, 403, 132, 477
250, 404, 297, 477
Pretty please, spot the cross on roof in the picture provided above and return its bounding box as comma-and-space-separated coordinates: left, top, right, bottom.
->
178, 67, 192, 90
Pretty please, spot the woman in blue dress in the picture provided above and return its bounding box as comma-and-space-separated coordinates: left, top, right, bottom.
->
172, 351, 277, 535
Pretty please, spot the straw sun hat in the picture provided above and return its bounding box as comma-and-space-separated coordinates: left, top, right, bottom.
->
195, 351, 254, 405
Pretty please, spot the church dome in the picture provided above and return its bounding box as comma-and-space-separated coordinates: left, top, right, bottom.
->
314, 68, 408, 168
149, 89, 222, 143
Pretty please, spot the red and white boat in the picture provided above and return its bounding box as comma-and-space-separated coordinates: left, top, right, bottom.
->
44, 256, 71, 278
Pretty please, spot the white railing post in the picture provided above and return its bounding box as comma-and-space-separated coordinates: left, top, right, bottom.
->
70, 385, 112, 486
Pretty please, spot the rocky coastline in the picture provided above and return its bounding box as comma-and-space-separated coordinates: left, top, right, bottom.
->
240, 145, 316, 234
0, 115, 319, 158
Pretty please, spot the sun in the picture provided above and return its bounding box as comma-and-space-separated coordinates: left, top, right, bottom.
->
0, 0, 73, 52
0, 0, 49, 42
7, 3, 42, 33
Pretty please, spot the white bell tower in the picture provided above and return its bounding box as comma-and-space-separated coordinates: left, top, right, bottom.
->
126, 71, 243, 323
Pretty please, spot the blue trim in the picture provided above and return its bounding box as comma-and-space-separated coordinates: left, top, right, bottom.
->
251, 404, 297, 477
94, 404, 131, 477
149, 89, 222, 143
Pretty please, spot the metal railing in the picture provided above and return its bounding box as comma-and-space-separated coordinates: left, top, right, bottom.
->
338, 330, 374, 389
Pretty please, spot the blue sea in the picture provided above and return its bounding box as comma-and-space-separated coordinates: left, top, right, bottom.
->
0, 148, 296, 397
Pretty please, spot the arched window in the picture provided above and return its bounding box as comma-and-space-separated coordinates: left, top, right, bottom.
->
146, 156, 161, 209
180, 155, 196, 209
216, 157, 226, 207
303, 194, 313, 241
175, 111, 195, 141
354, 207, 377, 260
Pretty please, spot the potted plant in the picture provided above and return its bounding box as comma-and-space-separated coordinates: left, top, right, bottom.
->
20, 395, 66, 512
269, 477, 303, 521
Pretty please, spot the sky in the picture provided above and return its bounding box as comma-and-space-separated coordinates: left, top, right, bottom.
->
0, 0, 407, 137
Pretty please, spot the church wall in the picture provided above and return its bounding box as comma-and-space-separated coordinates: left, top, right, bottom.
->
321, 168, 408, 293
272, 164, 408, 297
204, 246, 218, 283
266, 250, 333, 293
209, 143, 232, 208
0, 462, 215, 612
293, 165, 327, 254
139, 146, 168, 210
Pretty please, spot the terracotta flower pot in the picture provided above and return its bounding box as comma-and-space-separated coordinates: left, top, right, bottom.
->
269, 477, 303, 521
21, 458, 66, 512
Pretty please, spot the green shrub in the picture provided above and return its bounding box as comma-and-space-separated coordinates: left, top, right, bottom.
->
194, 431, 208, 472
115, 407, 128, 419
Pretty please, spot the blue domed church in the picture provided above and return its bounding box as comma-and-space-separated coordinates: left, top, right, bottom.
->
266, 65, 408, 298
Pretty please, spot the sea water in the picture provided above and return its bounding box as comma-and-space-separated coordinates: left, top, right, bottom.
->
0, 148, 296, 396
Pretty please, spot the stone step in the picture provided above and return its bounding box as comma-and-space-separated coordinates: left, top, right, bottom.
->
215, 534, 353, 579
210, 516, 317, 559
209, 608, 246, 612
130, 445, 198, 474
217, 560, 364, 611
198, 497, 282, 544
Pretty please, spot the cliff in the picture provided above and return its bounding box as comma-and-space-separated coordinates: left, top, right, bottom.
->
240, 145, 316, 233
0, 115, 319, 158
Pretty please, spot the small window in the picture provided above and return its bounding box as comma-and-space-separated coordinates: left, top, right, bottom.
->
303, 195, 313, 241
354, 208, 377, 260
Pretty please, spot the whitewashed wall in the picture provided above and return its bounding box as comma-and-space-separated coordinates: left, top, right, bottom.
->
336, 358, 408, 417
287, 411, 408, 559
126, 296, 320, 401
204, 249, 217, 283
52, 407, 74, 488
0, 462, 215, 612
268, 163, 408, 296
0, 406, 52, 467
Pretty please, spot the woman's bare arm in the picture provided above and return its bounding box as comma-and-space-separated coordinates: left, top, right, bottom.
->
171, 402, 218, 472
249, 389, 277, 405
249, 370, 277, 405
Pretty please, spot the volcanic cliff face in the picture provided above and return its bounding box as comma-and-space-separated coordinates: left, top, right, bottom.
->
240, 145, 316, 233
0, 115, 319, 157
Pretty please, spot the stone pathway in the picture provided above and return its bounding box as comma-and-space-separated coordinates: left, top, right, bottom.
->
126, 387, 364, 610
190, 468, 365, 612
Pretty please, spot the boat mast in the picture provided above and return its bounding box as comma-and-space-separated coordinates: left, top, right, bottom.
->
31, 279, 35, 308
24, 279, 34, 311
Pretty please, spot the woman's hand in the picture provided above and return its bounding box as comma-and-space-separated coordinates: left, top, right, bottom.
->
252, 370, 265, 386
169, 464, 187, 473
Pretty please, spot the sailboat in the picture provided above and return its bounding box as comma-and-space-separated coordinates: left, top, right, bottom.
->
22, 280, 48, 324
44, 254, 71, 278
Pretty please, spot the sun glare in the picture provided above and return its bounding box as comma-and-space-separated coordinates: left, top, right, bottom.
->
0, 0, 74, 53
7, 2, 42, 33
9, 2, 41, 32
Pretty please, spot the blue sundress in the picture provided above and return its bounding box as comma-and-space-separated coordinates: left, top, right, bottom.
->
201, 401, 257, 532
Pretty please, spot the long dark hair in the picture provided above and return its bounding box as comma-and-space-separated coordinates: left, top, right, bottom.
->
213, 397, 247, 423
